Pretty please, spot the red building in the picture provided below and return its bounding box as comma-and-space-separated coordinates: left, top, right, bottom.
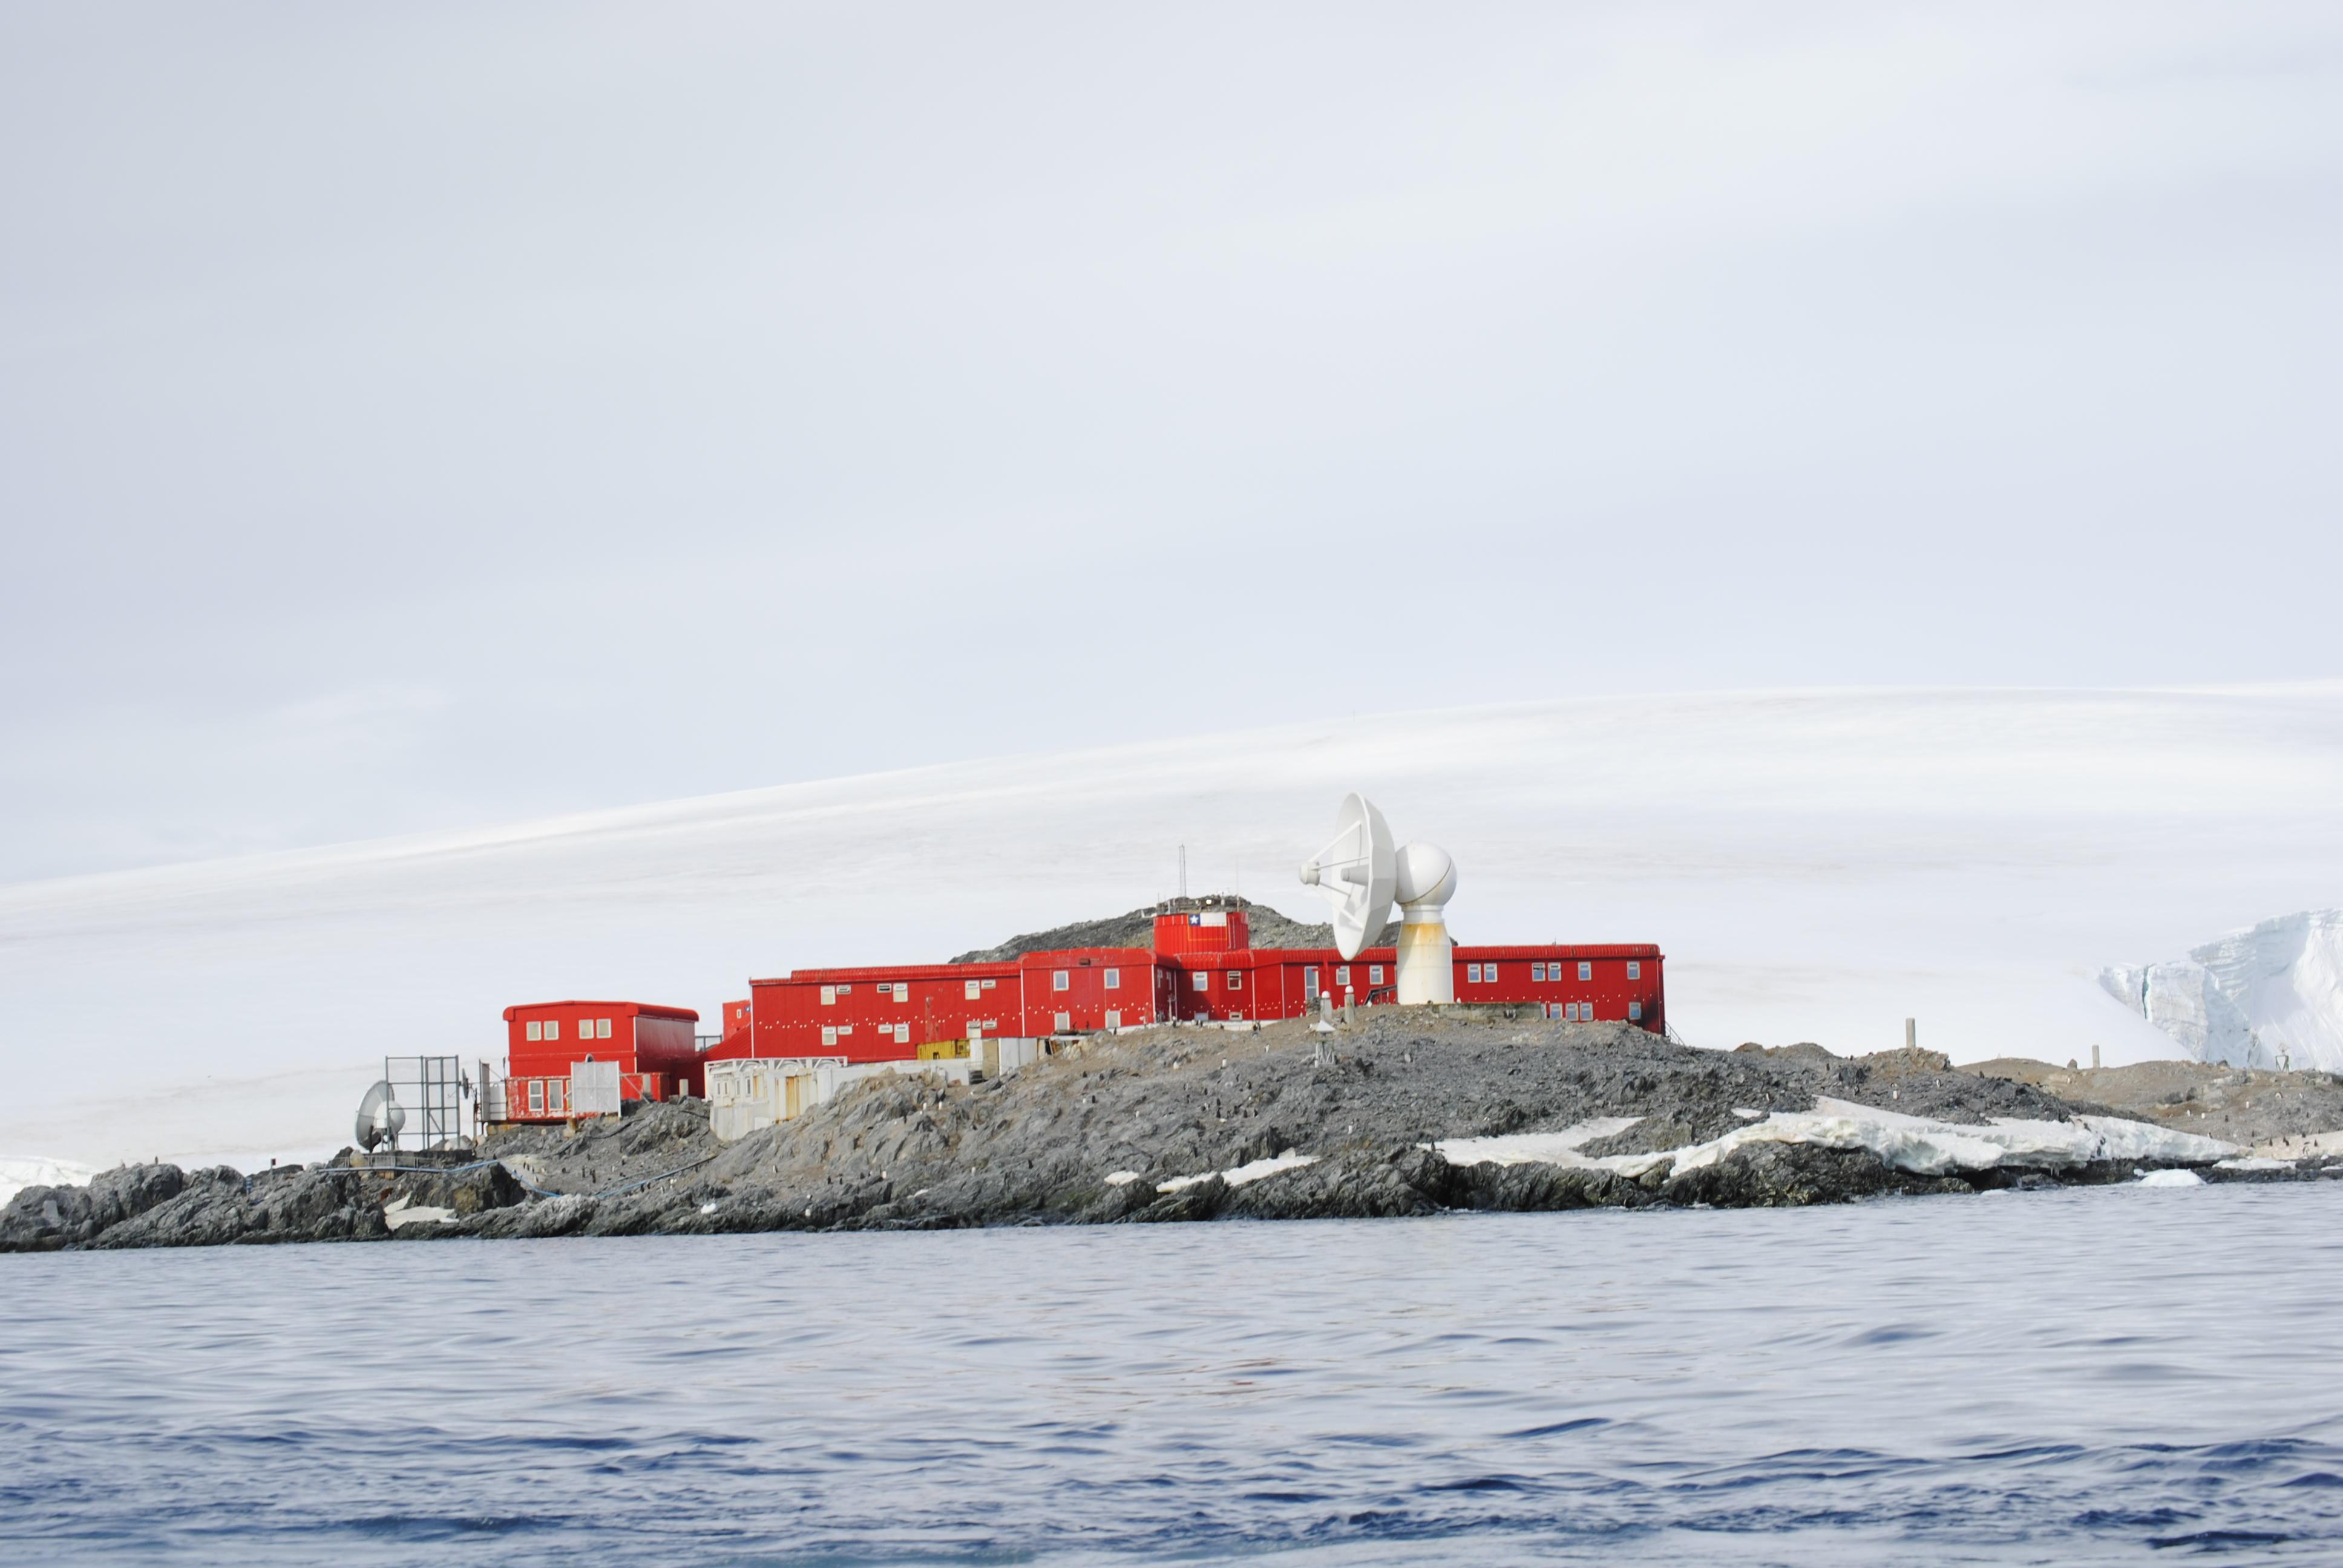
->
499, 999, 703, 1120
707, 903, 1664, 1068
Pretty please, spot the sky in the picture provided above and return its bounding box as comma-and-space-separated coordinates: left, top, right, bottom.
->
4, 2, 2341, 882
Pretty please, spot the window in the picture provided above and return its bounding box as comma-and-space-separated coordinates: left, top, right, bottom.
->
1336, 965, 1351, 987
893, 984, 909, 1002
528, 1079, 545, 1114
545, 1020, 561, 1040
1104, 968, 1121, 990
981, 978, 997, 990
1484, 964, 1498, 984
821, 985, 837, 1006
1193, 972, 1210, 991
822, 1027, 837, 1047
1628, 1001, 1643, 1021
965, 979, 981, 1001
1104, 1010, 1121, 1031
1369, 965, 1384, 985
837, 984, 853, 996
526, 1021, 543, 1041
597, 1018, 612, 1039
1054, 1011, 1072, 1032
1531, 962, 1547, 982
895, 1023, 910, 1044
1054, 970, 1070, 991
1578, 961, 1593, 981
837, 1024, 853, 1036
1627, 961, 1641, 980
1303, 969, 1319, 1001
1227, 971, 1242, 991
1466, 963, 1481, 984
549, 1080, 565, 1114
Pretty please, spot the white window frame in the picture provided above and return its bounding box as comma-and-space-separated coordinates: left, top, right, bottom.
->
545, 1019, 561, 1040
1466, 963, 1481, 984
895, 1022, 910, 1044
822, 1026, 838, 1047
1193, 972, 1209, 991
597, 1018, 612, 1039
1628, 1001, 1643, 1021
526, 1021, 543, 1041
1104, 967, 1121, 990
1579, 961, 1593, 981
981, 978, 997, 990
893, 983, 909, 1002
1369, 965, 1384, 985
1627, 961, 1641, 980
1054, 1011, 1072, 1032
1531, 962, 1546, 982
821, 985, 837, 1006
1336, 965, 1351, 987
1227, 970, 1242, 991
1303, 969, 1320, 1000
528, 1079, 545, 1114
1484, 964, 1498, 984
1054, 970, 1070, 991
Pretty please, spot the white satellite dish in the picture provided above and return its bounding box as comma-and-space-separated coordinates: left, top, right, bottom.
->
1299, 792, 1395, 959
1299, 794, 1458, 1005
355, 1080, 406, 1153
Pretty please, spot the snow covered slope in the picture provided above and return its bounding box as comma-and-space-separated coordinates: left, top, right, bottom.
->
5, 684, 2342, 1171
2101, 910, 2343, 1071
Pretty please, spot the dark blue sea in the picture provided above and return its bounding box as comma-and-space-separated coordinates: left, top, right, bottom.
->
6, 1182, 2343, 1566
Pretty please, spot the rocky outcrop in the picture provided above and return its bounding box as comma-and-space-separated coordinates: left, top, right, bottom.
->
0, 1161, 185, 1250
9, 1016, 2333, 1253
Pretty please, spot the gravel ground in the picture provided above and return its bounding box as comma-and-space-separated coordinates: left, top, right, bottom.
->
1965, 1057, 2343, 1149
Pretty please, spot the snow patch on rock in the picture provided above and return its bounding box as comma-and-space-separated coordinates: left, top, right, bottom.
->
1436, 1099, 2233, 1181
1156, 1150, 1317, 1193
382, 1195, 454, 1229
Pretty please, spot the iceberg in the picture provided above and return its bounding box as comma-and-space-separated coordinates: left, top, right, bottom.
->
0, 1155, 99, 1209
2101, 910, 2343, 1071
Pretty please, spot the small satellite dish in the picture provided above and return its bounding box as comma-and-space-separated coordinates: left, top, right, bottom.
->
355, 1080, 406, 1153
1299, 792, 1395, 960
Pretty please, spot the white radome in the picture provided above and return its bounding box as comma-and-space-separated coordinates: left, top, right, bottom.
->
1393, 842, 1456, 912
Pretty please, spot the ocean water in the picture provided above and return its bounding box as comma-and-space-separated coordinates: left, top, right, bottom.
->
5, 1184, 2343, 1566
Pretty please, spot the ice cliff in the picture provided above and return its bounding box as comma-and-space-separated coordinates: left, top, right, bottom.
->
2101, 910, 2343, 1071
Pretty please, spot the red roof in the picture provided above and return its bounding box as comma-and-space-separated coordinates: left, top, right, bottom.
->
501, 1001, 701, 1022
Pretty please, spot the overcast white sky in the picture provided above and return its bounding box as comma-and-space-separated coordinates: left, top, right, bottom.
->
4, 2, 2339, 884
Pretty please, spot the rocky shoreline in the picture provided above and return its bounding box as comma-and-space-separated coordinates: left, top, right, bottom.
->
8, 1016, 2341, 1252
